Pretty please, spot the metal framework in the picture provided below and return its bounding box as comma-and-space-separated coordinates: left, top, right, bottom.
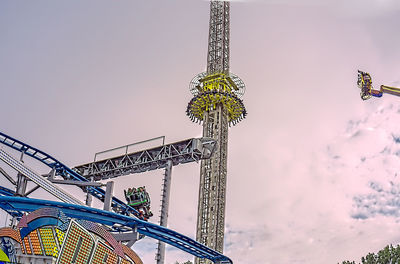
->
0, 131, 230, 262
0, 131, 233, 263
0, 131, 216, 219
207, 1, 230, 74
156, 160, 173, 264
0, 196, 233, 264
0, 131, 141, 221
73, 137, 216, 181
186, 2, 247, 263
197, 104, 229, 258
0, 149, 84, 205
73, 137, 217, 263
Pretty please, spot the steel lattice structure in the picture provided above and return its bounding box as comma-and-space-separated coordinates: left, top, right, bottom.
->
186, 2, 247, 263
0, 131, 233, 263
207, 1, 230, 74
73, 137, 216, 181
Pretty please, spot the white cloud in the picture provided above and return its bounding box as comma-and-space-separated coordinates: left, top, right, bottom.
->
222, 101, 400, 263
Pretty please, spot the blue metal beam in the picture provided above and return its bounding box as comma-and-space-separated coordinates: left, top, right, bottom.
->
0, 186, 21, 218
0, 186, 15, 197
0, 196, 232, 264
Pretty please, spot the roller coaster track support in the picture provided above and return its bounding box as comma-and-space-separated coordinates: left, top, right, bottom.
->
73, 137, 216, 181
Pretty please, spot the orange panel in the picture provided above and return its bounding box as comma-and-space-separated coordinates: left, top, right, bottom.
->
28, 230, 43, 255
23, 236, 32, 255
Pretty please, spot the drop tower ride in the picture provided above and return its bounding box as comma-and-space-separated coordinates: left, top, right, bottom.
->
186, 1, 247, 263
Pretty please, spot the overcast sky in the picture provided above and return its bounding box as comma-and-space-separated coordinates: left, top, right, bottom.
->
1, 0, 400, 263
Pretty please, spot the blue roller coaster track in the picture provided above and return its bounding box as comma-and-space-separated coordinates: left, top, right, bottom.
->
0, 131, 141, 218
0, 196, 232, 264
0, 131, 233, 264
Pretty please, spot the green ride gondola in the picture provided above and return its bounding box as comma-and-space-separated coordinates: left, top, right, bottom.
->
124, 186, 153, 220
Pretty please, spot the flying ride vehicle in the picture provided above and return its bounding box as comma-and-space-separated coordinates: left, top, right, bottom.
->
357, 70, 400, 100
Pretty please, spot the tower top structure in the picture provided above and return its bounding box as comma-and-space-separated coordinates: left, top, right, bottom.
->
207, 0, 230, 74
186, 1, 247, 263
186, 1, 247, 126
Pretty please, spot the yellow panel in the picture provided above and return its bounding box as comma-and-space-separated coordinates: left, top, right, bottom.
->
55, 228, 65, 246
39, 228, 56, 256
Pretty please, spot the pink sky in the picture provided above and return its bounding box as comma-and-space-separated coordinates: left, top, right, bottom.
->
2, 0, 400, 263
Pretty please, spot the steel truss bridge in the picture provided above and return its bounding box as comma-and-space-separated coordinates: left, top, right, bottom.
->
73, 137, 216, 181
0, 131, 232, 264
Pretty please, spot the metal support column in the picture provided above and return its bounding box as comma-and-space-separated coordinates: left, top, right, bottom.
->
104, 181, 114, 211
13, 152, 27, 227
155, 160, 173, 264
196, 104, 229, 264
16, 152, 27, 196
112, 227, 139, 247
86, 176, 94, 206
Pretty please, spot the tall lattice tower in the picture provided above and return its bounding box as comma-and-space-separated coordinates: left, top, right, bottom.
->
186, 1, 247, 263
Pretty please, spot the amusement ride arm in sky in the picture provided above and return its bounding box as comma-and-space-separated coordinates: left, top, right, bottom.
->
357, 70, 400, 100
